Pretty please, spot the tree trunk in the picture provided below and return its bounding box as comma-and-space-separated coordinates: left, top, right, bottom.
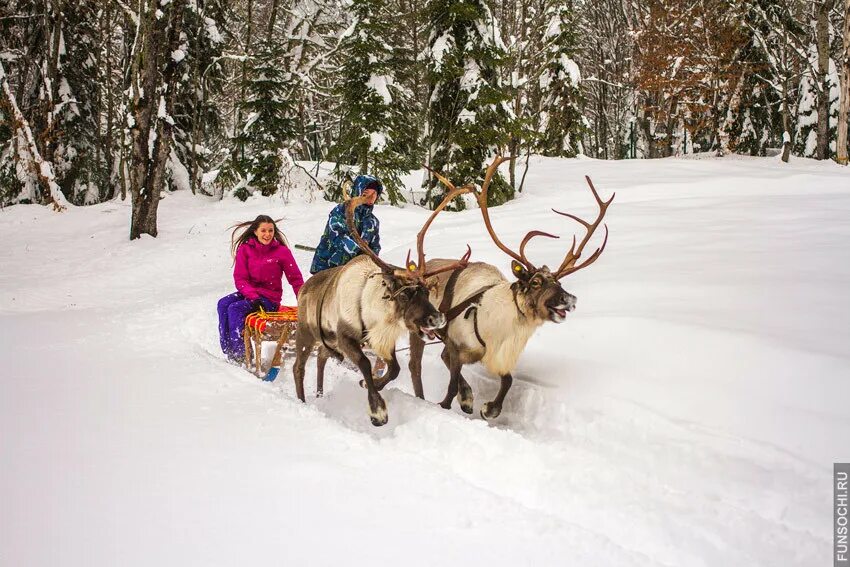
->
267, 0, 280, 41
837, 0, 850, 165
781, 27, 793, 163
105, 1, 116, 199
44, 0, 63, 167
236, 0, 253, 159
0, 60, 69, 211
816, 0, 836, 160
128, 0, 187, 239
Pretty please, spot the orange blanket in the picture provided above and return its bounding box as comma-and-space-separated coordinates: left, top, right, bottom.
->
245, 306, 298, 332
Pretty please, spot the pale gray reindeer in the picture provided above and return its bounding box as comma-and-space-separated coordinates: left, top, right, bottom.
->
292, 187, 473, 426
409, 156, 614, 420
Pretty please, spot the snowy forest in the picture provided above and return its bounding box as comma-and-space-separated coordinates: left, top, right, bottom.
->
1, 0, 849, 237
3, 2, 850, 564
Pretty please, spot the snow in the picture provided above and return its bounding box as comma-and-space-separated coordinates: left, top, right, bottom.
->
368, 131, 386, 153
167, 148, 191, 191
157, 96, 174, 126
171, 49, 186, 63
1, 156, 849, 566
561, 54, 581, 85
459, 57, 481, 99
366, 74, 392, 105
204, 17, 223, 44
430, 32, 452, 72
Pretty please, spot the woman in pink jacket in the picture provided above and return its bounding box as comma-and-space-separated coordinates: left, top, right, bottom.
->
217, 215, 304, 365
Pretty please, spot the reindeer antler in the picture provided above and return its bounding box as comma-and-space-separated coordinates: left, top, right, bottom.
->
471, 155, 562, 270
345, 181, 473, 280
417, 164, 475, 278
552, 176, 615, 279
344, 196, 397, 274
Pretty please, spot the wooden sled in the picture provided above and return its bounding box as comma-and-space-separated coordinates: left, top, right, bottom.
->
243, 307, 298, 377
242, 305, 387, 379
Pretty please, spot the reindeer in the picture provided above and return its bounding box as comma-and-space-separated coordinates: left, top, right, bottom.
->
409, 156, 614, 420
292, 187, 472, 426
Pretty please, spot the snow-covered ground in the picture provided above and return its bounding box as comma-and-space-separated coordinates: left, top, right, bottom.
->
1, 155, 848, 566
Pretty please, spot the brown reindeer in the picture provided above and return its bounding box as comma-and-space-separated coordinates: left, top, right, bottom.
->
293, 187, 473, 426
409, 156, 614, 419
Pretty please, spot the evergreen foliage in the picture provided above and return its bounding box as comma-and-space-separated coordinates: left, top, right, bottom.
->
424, 0, 515, 209
535, 3, 585, 157
232, 37, 296, 199
331, 0, 419, 205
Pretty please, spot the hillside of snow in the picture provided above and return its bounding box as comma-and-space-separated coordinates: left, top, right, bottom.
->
1, 155, 848, 566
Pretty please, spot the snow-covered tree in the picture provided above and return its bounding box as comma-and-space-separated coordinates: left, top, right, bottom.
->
423, 0, 514, 209
177, 0, 229, 195
127, 0, 188, 238
330, 0, 419, 205
231, 36, 296, 198
535, 3, 584, 157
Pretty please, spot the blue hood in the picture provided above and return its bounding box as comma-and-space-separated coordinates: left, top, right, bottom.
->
351, 175, 383, 198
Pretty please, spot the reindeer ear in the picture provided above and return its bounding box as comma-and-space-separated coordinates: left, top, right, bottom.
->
511, 260, 530, 281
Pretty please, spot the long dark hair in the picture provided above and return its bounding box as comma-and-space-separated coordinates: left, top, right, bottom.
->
230, 215, 291, 258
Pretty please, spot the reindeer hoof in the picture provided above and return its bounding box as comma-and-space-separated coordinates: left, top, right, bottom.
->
316, 390, 323, 398
480, 402, 502, 420
368, 396, 388, 426
457, 383, 474, 414
438, 399, 453, 410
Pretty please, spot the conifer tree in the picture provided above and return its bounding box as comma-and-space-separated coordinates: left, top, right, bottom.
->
331, 0, 418, 205
176, 0, 229, 195
231, 37, 296, 198
535, 2, 585, 157
424, 0, 514, 209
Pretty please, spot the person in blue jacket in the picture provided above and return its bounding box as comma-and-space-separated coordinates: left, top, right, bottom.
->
310, 174, 382, 274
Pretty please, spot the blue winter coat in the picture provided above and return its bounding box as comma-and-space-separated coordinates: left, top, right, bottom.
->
310, 175, 383, 274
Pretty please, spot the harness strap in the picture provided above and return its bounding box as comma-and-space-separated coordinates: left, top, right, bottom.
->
439, 266, 465, 315
436, 266, 495, 349
444, 285, 494, 323
470, 307, 487, 348
439, 266, 495, 324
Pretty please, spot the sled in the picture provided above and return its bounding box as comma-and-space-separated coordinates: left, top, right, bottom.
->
242, 305, 388, 380
243, 306, 299, 377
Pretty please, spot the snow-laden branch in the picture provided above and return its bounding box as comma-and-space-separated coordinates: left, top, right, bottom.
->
114, 0, 140, 27
0, 60, 69, 211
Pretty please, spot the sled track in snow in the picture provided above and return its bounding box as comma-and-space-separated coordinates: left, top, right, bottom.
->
237, 349, 828, 567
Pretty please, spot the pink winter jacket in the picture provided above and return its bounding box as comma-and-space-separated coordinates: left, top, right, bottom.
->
233, 238, 304, 306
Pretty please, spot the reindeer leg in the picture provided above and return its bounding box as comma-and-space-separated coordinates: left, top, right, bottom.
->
339, 334, 387, 426
316, 348, 330, 398
293, 328, 314, 403
438, 346, 457, 410
455, 368, 474, 415
437, 344, 473, 413
407, 332, 426, 399
366, 351, 400, 392
481, 373, 513, 420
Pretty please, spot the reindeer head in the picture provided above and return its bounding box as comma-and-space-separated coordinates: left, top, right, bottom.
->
429, 155, 614, 324
344, 187, 473, 340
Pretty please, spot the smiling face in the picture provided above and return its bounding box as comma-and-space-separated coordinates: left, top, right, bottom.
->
254, 222, 276, 245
